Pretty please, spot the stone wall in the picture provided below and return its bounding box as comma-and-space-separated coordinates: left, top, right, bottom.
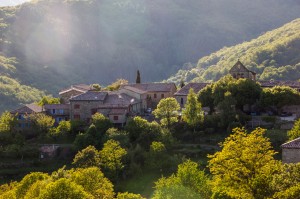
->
70, 101, 103, 122
282, 148, 300, 163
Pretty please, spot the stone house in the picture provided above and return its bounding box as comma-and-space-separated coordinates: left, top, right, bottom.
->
39, 144, 60, 159
59, 84, 92, 104
281, 137, 300, 163
70, 91, 140, 125
44, 104, 70, 125
10, 103, 43, 131
120, 83, 177, 111
174, 82, 209, 108
97, 92, 141, 126
229, 60, 256, 80
70, 91, 108, 122
259, 80, 300, 92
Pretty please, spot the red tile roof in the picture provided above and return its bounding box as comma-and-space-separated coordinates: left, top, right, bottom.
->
281, 137, 300, 149
174, 82, 210, 96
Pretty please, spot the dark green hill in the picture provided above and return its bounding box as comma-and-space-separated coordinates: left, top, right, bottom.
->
1, 0, 300, 112
167, 18, 300, 84
1, 0, 300, 91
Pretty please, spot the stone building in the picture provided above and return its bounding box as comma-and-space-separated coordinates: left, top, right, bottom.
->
70, 91, 140, 125
281, 137, 300, 163
59, 84, 92, 103
10, 103, 43, 132
44, 104, 70, 125
229, 60, 256, 80
120, 83, 177, 111
174, 82, 209, 108
69, 91, 108, 122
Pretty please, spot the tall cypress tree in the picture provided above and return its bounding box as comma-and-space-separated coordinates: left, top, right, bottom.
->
136, 70, 141, 84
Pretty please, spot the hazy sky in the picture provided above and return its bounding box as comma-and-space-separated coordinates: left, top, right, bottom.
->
0, 0, 29, 6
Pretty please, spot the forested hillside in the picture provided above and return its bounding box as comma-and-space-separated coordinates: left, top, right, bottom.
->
1, 0, 300, 112
167, 18, 300, 84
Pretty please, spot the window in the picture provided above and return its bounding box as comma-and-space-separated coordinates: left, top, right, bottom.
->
181, 98, 184, 105
113, 115, 118, 121
18, 114, 22, 120
59, 109, 64, 114
52, 109, 56, 114
74, 104, 80, 109
161, 93, 164, 98
91, 109, 97, 115
74, 114, 80, 120
154, 93, 157, 98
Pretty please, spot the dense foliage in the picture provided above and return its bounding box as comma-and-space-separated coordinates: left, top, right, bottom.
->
167, 18, 300, 84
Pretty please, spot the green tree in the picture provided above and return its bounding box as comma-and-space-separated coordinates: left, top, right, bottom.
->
15, 172, 49, 199
287, 119, 300, 140
198, 85, 214, 113
51, 120, 71, 137
100, 139, 127, 179
260, 86, 300, 113
229, 78, 262, 110
153, 97, 180, 128
30, 113, 54, 135
136, 70, 141, 84
153, 160, 211, 199
39, 178, 93, 199
91, 112, 112, 132
37, 96, 60, 106
182, 88, 204, 132
125, 116, 150, 142
92, 84, 101, 91
116, 192, 145, 199
0, 111, 16, 135
72, 145, 101, 168
217, 91, 237, 129
146, 141, 170, 169
70, 167, 114, 199
106, 79, 128, 91
208, 127, 279, 199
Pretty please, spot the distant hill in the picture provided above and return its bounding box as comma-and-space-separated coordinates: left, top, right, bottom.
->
167, 19, 300, 84
0, 0, 29, 7
1, 0, 300, 112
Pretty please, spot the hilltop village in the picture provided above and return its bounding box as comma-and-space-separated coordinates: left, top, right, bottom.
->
8, 61, 300, 163
2, 60, 300, 198
11, 60, 300, 128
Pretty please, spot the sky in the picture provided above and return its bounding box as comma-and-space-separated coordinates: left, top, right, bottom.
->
0, 0, 30, 6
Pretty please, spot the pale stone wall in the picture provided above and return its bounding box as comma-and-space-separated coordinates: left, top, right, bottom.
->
70, 101, 103, 122
109, 114, 127, 124
175, 95, 187, 108
282, 148, 300, 163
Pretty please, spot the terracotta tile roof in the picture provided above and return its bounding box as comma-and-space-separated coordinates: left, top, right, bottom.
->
281, 137, 300, 149
70, 91, 108, 101
11, 103, 43, 114
44, 104, 70, 110
59, 84, 91, 95
259, 80, 300, 89
121, 83, 176, 93
174, 82, 210, 96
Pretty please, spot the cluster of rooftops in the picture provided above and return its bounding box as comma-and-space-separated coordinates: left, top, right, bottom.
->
10, 61, 300, 128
